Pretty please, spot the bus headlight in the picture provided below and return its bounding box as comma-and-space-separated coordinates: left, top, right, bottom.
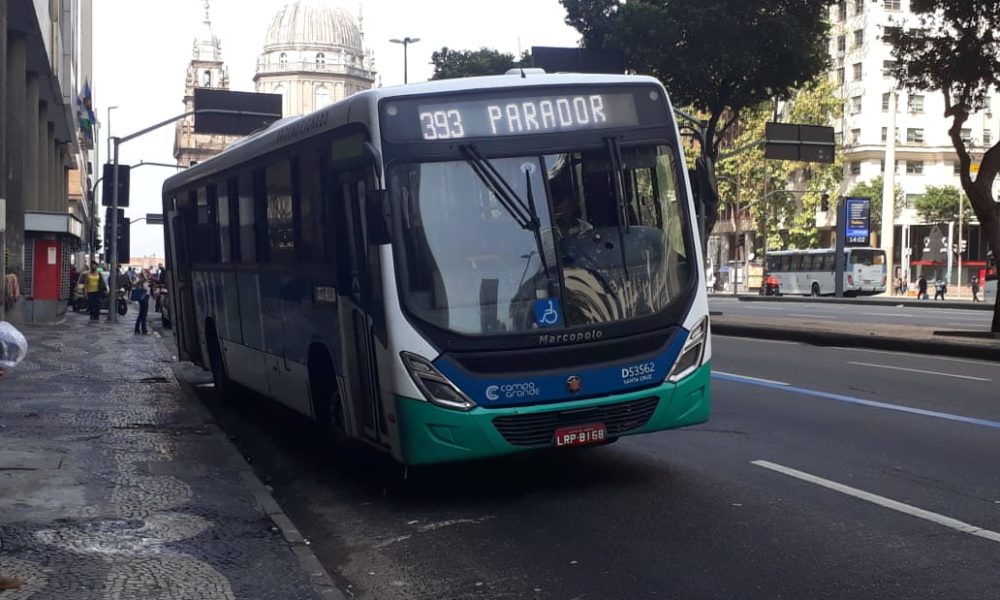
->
400, 352, 476, 411
667, 318, 708, 383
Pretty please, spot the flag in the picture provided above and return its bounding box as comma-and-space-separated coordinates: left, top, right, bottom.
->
77, 80, 96, 146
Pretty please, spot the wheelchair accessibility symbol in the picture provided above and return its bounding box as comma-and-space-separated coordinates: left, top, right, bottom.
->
534, 299, 563, 328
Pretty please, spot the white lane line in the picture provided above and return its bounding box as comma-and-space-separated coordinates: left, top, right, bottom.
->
787, 313, 838, 320
847, 361, 991, 382
752, 460, 1000, 544
831, 347, 998, 367
712, 335, 801, 346
712, 371, 790, 386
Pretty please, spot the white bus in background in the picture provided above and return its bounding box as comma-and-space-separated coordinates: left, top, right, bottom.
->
764, 248, 887, 297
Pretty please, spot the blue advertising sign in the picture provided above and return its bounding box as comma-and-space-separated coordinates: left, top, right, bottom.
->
845, 196, 872, 246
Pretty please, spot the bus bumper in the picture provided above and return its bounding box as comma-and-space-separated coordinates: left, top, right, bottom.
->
395, 362, 711, 465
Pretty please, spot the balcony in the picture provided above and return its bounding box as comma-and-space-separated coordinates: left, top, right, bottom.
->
255, 61, 374, 80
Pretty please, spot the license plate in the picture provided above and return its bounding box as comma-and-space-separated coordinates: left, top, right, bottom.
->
554, 423, 607, 447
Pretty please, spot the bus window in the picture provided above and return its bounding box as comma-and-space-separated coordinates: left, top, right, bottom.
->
801, 255, 814, 271
789, 255, 803, 271
197, 186, 220, 264
296, 151, 325, 263
238, 171, 257, 264
266, 161, 296, 263
780, 255, 791, 271
766, 256, 781, 272
822, 253, 836, 271
849, 249, 882, 266
226, 177, 241, 263
219, 182, 232, 264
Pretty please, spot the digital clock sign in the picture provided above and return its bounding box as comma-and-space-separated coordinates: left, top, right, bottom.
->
845, 196, 872, 246
381, 88, 655, 143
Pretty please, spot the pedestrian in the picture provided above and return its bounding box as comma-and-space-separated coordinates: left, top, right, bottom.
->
0, 320, 28, 380
971, 275, 981, 302
80, 261, 107, 321
133, 268, 151, 335
917, 275, 928, 300
934, 277, 947, 301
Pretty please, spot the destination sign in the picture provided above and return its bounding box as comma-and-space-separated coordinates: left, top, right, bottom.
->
381, 87, 657, 143
845, 196, 872, 246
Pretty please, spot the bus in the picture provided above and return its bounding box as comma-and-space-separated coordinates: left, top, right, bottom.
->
765, 247, 887, 296
162, 73, 712, 465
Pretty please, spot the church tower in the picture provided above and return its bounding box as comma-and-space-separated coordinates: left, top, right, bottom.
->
173, 1, 242, 166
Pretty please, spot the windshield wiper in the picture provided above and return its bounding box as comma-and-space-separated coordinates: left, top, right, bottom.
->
460, 145, 552, 281
606, 137, 630, 280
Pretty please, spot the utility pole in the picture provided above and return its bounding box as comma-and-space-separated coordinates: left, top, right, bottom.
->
881, 90, 897, 291
389, 36, 420, 84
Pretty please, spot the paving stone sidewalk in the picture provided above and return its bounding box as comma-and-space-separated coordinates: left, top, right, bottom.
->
0, 312, 337, 599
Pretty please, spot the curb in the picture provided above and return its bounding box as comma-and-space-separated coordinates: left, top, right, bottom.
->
712, 322, 1000, 363
164, 364, 345, 600
733, 295, 993, 311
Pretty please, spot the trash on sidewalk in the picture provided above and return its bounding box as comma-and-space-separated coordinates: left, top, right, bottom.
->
0, 576, 23, 590
0, 321, 28, 368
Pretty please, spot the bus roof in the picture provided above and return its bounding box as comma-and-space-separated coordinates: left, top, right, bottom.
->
163, 72, 666, 194
767, 247, 885, 256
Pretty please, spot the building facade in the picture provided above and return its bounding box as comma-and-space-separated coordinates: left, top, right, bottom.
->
2, 0, 94, 324
828, 0, 994, 283
254, 0, 376, 118
173, 2, 242, 167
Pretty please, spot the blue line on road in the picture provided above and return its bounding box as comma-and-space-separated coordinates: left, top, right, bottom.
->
712, 371, 1000, 430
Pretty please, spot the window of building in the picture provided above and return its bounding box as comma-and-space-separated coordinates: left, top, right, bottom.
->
906, 128, 924, 143
961, 128, 973, 143
882, 92, 891, 112
954, 161, 962, 175
837, 2, 847, 20
316, 52, 325, 68
883, 26, 902, 44
880, 159, 900, 173
315, 85, 331, 109
906, 160, 924, 174
850, 128, 861, 144
880, 127, 899, 142
279, 52, 288, 67
837, 35, 846, 53
883, 60, 896, 77
849, 161, 861, 175
884, 0, 901, 10
984, 128, 993, 146
905, 193, 923, 208
853, 0, 864, 14
853, 29, 864, 48
836, 67, 845, 84
850, 95, 862, 114
852, 62, 862, 80
266, 161, 296, 262
908, 94, 924, 113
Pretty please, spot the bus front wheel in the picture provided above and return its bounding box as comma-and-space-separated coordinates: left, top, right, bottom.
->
308, 346, 348, 444
207, 325, 236, 403
811, 282, 821, 297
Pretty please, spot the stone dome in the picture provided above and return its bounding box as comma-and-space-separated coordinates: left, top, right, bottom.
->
264, 0, 363, 51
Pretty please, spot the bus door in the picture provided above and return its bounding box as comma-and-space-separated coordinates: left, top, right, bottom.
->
167, 207, 203, 365
332, 166, 388, 444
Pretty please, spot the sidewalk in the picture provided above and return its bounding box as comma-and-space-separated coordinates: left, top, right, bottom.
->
712, 313, 1000, 362
0, 312, 341, 599
732, 294, 993, 311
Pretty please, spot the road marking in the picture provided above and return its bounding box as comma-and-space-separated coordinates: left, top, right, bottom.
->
752, 460, 1000, 544
712, 371, 789, 386
860, 312, 915, 318
829, 346, 998, 367
847, 361, 991, 382
711, 372, 1000, 430
713, 335, 801, 346
787, 313, 838, 320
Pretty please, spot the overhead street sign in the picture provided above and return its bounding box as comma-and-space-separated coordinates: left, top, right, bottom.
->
193, 89, 282, 136
765, 123, 836, 164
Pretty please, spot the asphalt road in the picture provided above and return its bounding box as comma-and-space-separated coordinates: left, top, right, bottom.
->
186, 336, 1000, 600
710, 296, 994, 330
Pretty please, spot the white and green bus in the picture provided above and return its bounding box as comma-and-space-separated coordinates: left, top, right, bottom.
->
162, 72, 712, 464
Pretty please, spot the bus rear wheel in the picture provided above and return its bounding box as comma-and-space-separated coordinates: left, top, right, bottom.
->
811, 282, 821, 297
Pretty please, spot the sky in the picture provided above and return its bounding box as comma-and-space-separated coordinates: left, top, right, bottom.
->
92, 0, 582, 258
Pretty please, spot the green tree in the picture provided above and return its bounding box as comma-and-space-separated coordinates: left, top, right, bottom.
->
846, 175, 904, 232
560, 0, 834, 161
891, 1, 1000, 330
913, 185, 970, 225
430, 47, 521, 80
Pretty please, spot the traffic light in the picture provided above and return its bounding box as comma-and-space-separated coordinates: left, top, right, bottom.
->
103, 208, 130, 264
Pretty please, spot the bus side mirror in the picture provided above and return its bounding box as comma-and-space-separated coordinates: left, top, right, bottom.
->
694, 156, 720, 235
365, 190, 391, 245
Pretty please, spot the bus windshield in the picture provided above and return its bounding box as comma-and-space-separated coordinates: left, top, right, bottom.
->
849, 249, 885, 266
390, 144, 692, 336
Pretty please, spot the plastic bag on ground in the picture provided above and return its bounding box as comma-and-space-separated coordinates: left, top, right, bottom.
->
0, 321, 28, 368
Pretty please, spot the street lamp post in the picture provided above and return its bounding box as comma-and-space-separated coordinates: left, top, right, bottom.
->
389, 36, 420, 84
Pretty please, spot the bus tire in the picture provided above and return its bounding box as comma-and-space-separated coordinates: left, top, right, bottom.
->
308, 345, 348, 444
206, 323, 236, 403
811, 282, 820, 297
